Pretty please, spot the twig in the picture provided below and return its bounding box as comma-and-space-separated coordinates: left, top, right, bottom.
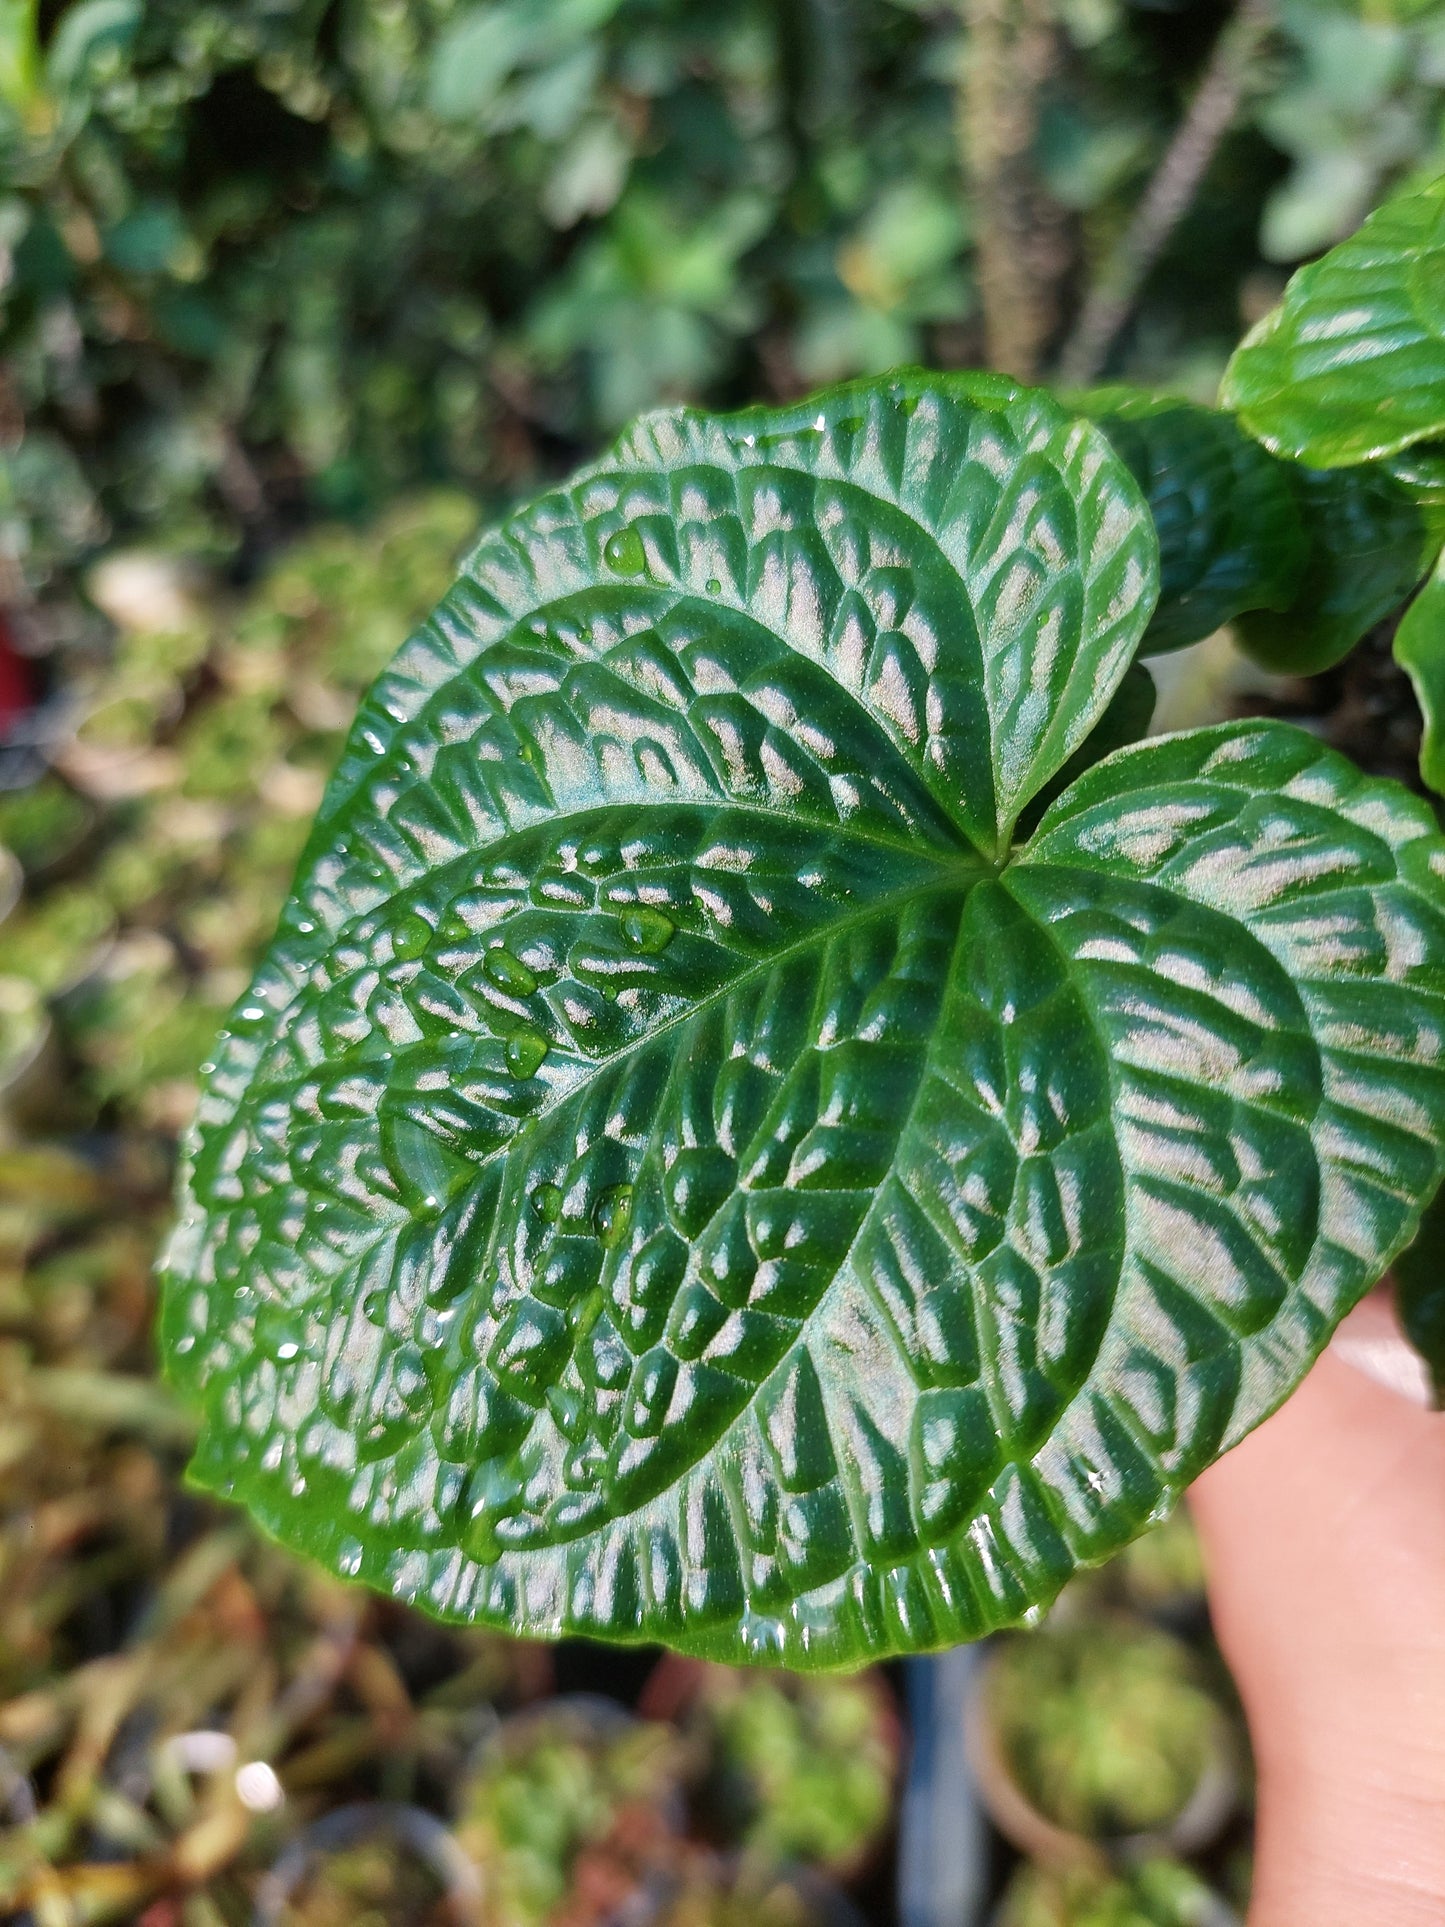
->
958, 0, 1069, 381
1058, 0, 1274, 387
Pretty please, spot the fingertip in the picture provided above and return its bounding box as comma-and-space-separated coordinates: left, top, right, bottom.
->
1330, 1287, 1434, 1409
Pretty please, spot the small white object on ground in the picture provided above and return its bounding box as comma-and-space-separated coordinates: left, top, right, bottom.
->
235, 1759, 285, 1812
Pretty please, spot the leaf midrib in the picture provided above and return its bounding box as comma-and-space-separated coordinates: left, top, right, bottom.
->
482, 859, 993, 1557
472, 844, 990, 1208
464, 843, 1322, 1569
239, 834, 994, 1337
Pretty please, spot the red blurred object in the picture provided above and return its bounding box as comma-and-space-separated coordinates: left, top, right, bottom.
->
0, 610, 34, 730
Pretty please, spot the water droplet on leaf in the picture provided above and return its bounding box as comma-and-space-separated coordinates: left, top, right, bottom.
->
530, 1181, 564, 1223
459, 1461, 524, 1562
392, 913, 431, 959
593, 1182, 634, 1249
620, 906, 674, 953
603, 526, 647, 576
484, 947, 537, 995
706, 577, 722, 595
256, 1300, 306, 1362
506, 1029, 548, 1078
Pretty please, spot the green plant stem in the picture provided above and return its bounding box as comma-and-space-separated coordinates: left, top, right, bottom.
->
1059, 0, 1274, 386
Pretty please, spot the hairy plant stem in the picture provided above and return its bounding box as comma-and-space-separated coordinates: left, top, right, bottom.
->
958, 0, 1069, 381
1059, 0, 1274, 386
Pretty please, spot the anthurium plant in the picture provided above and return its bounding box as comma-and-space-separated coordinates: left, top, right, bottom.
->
161, 174, 1445, 1669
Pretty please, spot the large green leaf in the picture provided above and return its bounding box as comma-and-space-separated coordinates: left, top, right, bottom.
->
1393, 544, 1445, 796
1066, 388, 1308, 655
1222, 172, 1445, 468
1018, 660, 1156, 839
160, 373, 1445, 1667
1231, 460, 1439, 675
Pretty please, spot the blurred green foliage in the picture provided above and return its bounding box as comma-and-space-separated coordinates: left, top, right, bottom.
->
642, 1863, 865, 1927
987, 1618, 1223, 1839
455, 1704, 682, 1925
1258, 1, 1445, 263
4, 0, 1445, 612
997, 1856, 1227, 1927
275, 1840, 452, 1927
685, 1670, 894, 1875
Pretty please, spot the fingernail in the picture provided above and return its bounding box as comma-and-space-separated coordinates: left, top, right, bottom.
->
1330, 1289, 1434, 1409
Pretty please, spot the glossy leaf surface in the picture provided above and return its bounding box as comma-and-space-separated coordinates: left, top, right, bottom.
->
1393, 545, 1445, 796
1018, 661, 1155, 838
1394, 1187, 1445, 1408
161, 375, 1445, 1667
1222, 172, 1445, 467
1068, 388, 1307, 655
1385, 442, 1445, 511
1231, 461, 1439, 675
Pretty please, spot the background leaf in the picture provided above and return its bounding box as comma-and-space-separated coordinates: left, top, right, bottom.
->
1066, 388, 1308, 655
162, 381, 1445, 1668
1384, 442, 1445, 507
1392, 542, 1445, 794
11, 0, 1445, 607
1230, 459, 1441, 674
1222, 171, 1445, 467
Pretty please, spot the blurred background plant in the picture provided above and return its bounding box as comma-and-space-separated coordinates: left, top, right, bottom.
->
976, 1619, 1230, 1844
994, 1856, 1239, 1927
1, 0, 1438, 1919
4, 0, 1445, 630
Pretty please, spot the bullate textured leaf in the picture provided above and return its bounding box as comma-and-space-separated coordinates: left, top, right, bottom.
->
1230, 459, 1439, 675
1222, 172, 1445, 468
160, 373, 1445, 1667
1068, 386, 1441, 677
1066, 388, 1308, 656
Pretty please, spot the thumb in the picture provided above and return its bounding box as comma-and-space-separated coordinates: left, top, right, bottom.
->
1188, 1310, 1445, 1927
